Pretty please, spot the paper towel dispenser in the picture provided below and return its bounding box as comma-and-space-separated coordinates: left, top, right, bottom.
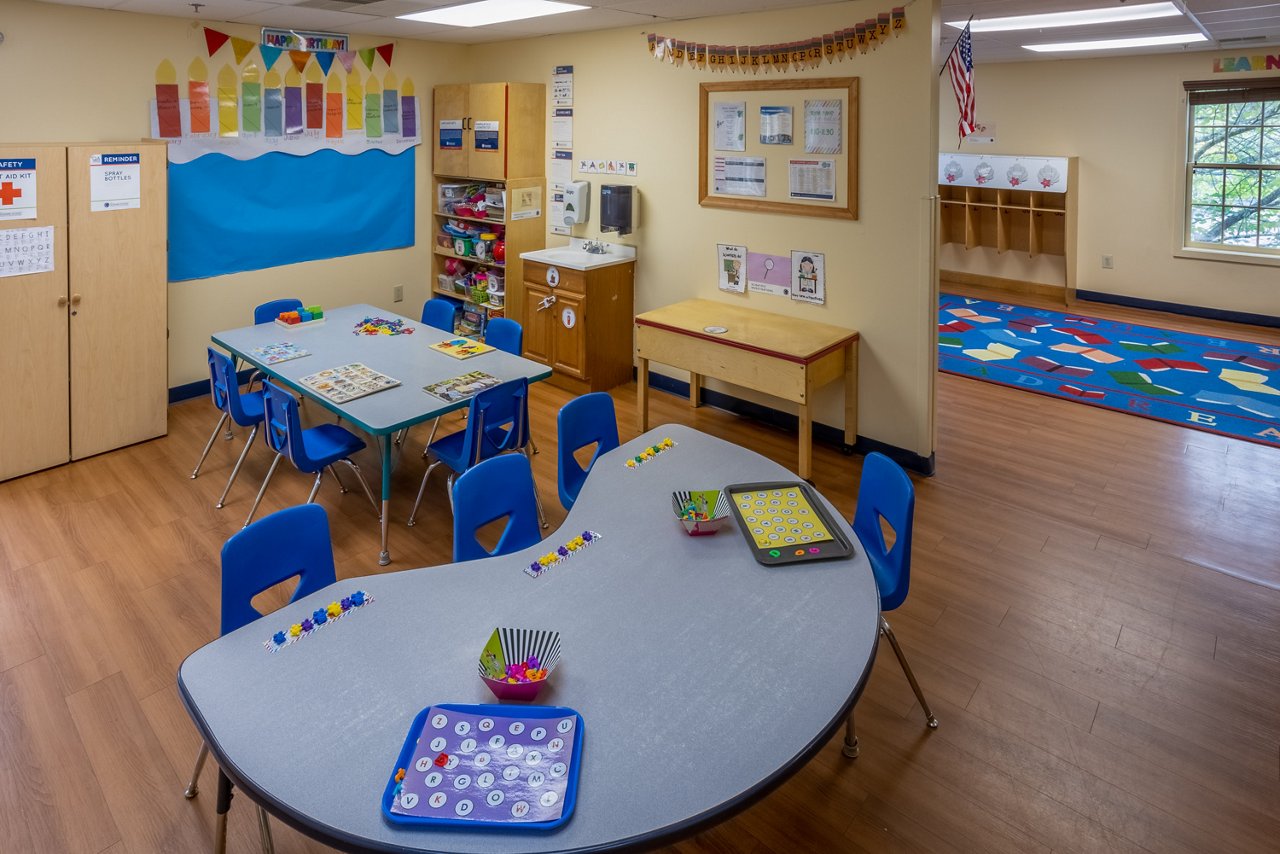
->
600, 184, 635, 235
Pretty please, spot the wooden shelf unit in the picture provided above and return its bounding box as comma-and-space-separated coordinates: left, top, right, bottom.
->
937, 155, 1077, 302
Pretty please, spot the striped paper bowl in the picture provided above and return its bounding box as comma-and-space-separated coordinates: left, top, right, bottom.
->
478, 627, 562, 701
671, 490, 732, 536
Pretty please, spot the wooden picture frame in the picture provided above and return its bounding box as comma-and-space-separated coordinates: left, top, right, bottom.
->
699, 77, 858, 220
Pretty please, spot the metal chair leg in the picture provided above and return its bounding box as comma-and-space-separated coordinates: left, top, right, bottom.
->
528, 435, 539, 455
243, 453, 283, 528
256, 804, 276, 854
328, 464, 349, 493
339, 458, 382, 519
421, 417, 441, 459
881, 616, 939, 729
215, 425, 258, 509
184, 742, 210, 798
531, 478, 549, 529
446, 473, 456, 514
842, 708, 860, 758
306, 470, 325, 504
214, 769, 232, 854
407, 460, 443, 527
192, 412, 230, 479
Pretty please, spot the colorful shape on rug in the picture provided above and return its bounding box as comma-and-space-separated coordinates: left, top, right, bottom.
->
939, 294, 1280, 447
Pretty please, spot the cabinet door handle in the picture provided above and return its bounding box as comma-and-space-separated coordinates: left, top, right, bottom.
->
537, 294, 557, 311
57, 295, 69, 307
70, 293, 82, 306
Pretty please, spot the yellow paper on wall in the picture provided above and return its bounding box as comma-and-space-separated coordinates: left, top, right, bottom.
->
216, 64, 238, 137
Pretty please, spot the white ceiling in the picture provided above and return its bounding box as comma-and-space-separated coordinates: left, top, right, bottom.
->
34, 0, 1280, 59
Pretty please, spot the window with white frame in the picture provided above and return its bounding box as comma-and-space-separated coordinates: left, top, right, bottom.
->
1184, 78, 1280, 255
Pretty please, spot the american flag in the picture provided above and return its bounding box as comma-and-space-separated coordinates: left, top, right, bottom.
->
946, 23, 976, 140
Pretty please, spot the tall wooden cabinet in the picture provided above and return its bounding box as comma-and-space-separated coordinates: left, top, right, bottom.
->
432, 83, 545, 327
0, 141, 168, 482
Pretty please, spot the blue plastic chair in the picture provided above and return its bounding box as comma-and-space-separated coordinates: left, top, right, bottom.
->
408, 376, 545, 528
253, 298, 304, 325
243, 378, 379, 528
421, 297, 458, 333
485, 317, 523, 356
191, 348, 266, 509
843, 452, 937, 759
183, 504, 337, 849
452, 454, 544, 562
556, 392, 620, 510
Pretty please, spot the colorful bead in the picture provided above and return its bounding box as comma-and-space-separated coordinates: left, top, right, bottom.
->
264, 591, 375, 652
313, 608, 327, 625
395, 768, 406, 782
624, 438, 676, 470
523, 531, 602, 577
300, 618, 314, 633
273, 631, 287, 645
327, 602, 342, 618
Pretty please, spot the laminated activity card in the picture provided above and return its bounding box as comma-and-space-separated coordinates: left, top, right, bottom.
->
299, 363, 400, 404
250, 342, 311, 365
724, 481, 855, 566
423, 370, 500, 403
383, 703, 583, 830
431, 337, 495, 360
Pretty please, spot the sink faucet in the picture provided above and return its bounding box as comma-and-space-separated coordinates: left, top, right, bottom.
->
582, 240, 608, 254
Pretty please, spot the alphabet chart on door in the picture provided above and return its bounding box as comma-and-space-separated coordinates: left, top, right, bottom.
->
0, 226, 54, 278
383, 703, 584, 830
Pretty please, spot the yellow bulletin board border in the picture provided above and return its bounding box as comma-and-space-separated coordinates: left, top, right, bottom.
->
699, 77, 858, 221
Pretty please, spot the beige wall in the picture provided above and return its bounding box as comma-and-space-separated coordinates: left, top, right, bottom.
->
940, 50, 1280, 317
2, 0, 940, 457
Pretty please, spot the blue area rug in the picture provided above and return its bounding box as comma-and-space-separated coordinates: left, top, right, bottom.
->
939, 294, 1280, 447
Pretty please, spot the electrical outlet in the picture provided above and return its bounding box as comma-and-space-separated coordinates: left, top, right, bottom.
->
1101, 254, 1114, 269
393, 284, 404, 303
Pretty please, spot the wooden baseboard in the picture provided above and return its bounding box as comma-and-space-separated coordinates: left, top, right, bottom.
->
940, 269, 1067, 302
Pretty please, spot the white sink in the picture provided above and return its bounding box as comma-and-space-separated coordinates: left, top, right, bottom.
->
520, 241, 636, 271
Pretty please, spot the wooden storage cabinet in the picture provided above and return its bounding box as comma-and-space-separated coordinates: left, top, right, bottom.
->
522, 260, 635, 394
0, 141, 168, 482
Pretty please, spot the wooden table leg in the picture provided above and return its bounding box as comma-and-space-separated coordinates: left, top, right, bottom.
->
844, 341, 858, 449
689, 372, 701, 408
798, 402, 812, 481
637, 356, 650, 432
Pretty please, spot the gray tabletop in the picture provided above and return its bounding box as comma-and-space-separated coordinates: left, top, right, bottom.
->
178, 425, 881, 853
211, 304, 553, 437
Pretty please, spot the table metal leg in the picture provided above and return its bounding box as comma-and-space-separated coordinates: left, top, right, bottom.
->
842, 708, 860, 758
379, 435, 392, 566
637, 357, 650, 432
214, 769, 232, 854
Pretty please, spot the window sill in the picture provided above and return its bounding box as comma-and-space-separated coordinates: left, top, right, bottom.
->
1173, 245, 1280, 269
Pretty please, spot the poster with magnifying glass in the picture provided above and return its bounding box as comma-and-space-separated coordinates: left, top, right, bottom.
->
746, 251, 791, 297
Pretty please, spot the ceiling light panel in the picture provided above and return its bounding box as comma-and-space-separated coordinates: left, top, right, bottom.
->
1023, 32, 1209, 52
398, 0, 588, 27
947, 2, 1183, 33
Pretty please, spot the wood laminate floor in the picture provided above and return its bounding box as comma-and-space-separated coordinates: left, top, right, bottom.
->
1, 286, 1278, 853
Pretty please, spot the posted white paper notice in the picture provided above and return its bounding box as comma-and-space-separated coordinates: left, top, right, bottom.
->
713, 101, 746, 152
0, 226, 55, 278
788, 159, 836, 201
0, 158, 38, 221
89, 153, 141, 212
714, 156, 766, 197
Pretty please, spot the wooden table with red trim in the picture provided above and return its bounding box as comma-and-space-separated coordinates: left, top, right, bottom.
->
634, 299, 859, 480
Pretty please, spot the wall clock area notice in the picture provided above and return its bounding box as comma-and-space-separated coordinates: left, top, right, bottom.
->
699, 77, 857, 220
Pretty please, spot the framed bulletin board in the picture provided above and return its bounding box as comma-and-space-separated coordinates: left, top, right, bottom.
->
699, 77, 858, 220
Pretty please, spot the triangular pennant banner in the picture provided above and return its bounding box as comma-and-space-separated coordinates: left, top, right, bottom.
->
204, 28, 230, 57
376, 43, 394, 67
358, 48, 376, 70
289, 50, 311, 74
231, 36, 256, 65
336, 51, 357, 73
259, 45, 283, 71
314, 51, 335, 76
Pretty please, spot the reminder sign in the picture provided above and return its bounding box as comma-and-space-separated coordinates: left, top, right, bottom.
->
88, 153, 141, 212
0, 158, 38, 221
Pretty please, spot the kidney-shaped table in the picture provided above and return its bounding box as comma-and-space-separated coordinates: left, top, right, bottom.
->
179, 424, 880, 852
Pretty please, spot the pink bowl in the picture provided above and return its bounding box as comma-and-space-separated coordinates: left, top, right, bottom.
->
481, 675, 547, 701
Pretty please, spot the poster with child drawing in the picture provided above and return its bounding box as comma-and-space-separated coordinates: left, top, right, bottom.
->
790, 250, 825, 305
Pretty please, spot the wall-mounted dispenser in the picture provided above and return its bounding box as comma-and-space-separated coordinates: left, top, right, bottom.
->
563, 180, 590, 226
600, 184, 635, 235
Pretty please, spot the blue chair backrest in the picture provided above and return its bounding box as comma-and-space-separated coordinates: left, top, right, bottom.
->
452, 454, 543, 562
852, 452, 915, 612
220, 504, 337, 635
557, 393, 620, 510
477, 376, 530, 459
485, 317, 523, 356
254, 298, 304, 325
261, 378, 315, 472
208, 347, 260, 427
422, 297, 457, 332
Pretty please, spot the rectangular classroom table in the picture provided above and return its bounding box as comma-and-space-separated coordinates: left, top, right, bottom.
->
634, 299, 859, 480
211, 304, 552, 565
178, 425, 882, 853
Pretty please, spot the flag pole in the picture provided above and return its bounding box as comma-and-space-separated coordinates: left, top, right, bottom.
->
938, 15, 974, 76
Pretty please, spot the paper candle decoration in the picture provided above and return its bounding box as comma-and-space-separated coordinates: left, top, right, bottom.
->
155, 60, 181, 138
383, 71, 400, 136
346, 68, 364, 131
305, 61, 324, 130
401, 78, 417, 138
325, 70, 343, 139
284, 65, 304, 136
217, 64, 238, 137
365, 74, 383, 138
188, 57, 210, 134
242, 64, 262, 133
263, 69, 283, 137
